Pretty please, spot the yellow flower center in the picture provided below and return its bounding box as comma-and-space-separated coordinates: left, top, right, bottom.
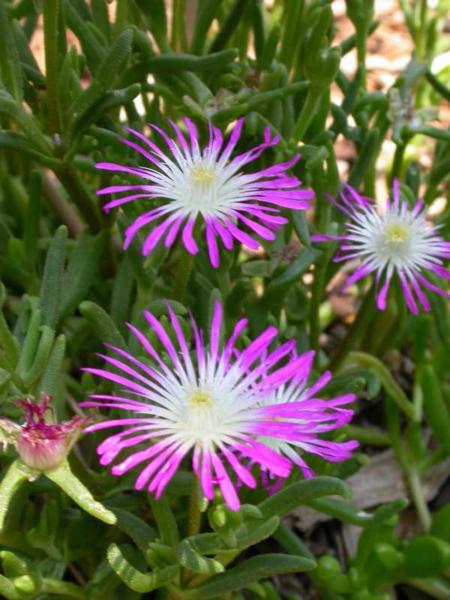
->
385, 223, 410, 243
190, 388, 213, 406
191, 165, 215, 186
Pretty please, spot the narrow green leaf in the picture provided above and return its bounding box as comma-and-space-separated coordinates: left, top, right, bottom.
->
21, 325, 55, 388
0, 461, 32, 531
420, 364, 450, 453
37, 334, 66, 396
64, 0, 106, 70
68, 28, 133, 134
0, 88, 53, 154
40, 225, 68, 329
60, 233, 104, 319
45, 459, 116, 525
109, 507, 156, 551
177, 539, 224, 575
258, 476, 351, 519
79, 301, 127, 349
185, 554, 315, 599
107, 544, 178, 593
0, 0, 23, 100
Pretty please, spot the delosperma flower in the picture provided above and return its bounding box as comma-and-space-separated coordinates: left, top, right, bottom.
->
313, 181, 450, 314
81, 302, 357, 510
95, 118, 313, 267
0, 394, 89, 471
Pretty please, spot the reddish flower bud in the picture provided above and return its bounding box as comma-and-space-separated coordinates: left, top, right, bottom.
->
3, 394, 89, 471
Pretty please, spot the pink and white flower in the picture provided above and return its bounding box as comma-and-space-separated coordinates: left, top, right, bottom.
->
313, 182, 450, 314
95, 118, 313, 267
81, 302, 356, 510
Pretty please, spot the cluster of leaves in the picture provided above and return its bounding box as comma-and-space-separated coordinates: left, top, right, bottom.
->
0, 0, 449, 598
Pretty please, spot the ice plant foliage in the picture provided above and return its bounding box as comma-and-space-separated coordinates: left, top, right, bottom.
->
95, 118, 313, 267
0, 394, 89, 471
81, 302, 357, 510
314, 182, 450, 314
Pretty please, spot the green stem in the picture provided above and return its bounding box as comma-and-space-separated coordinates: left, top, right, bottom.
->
187, 478, 202, 538
329, 286, 376, 372
182, 479, 203, 585
56, 166, 103, 233
355, 28, 367, 90
309, 259, 327, 353
426, 69, 450, 102
42, 578, 86, 599
347, 351, 417, 421
407, 576, 450, 600
406, 467, 432, 531
172, 249, 194, 301
416, 0, 427, 60
172, 0, 187, 51
43, 0, 61, 137
390, 140, 409, 185
293, 86, 323, 142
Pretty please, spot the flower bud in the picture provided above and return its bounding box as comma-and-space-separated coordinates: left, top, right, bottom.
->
13, 394, 88, 471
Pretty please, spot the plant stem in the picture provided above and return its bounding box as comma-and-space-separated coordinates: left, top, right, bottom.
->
43, 0, 61, 138
406, 466, 432, 531
407, 576, 450, 600
348, 351, 416, 421
390, 139, 409, 185
293, 85, 322, 142
172, 249, 194, 301
172, 0, 187, 51
41, 172, 84, 236
187, 478, 202, 538
56, 167, 103, 233
329, 285, 376, 372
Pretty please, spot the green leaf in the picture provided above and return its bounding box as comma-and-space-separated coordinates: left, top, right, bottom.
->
107, 544, 178, 593
258, 477, 351, 520
64, 0, 106, 71
431, 504, 450, 543
40, 225, 68, 329
267, 248, 320, 292
403, 536, 450, 578
0, 0, 23, 101
79, 301, 127, 349
177, 539, 224, 575
59, 233, 104, 319
37, 334, 66, 396
21, 325, 55, 389
0, 461, 33, 532
306, 497, 407, 528
109, 507, 156, 551
68, 27, 133, 134
0, 88, 53, 154
0, 132, 60, 168
45, 459, 117, 525
0, 283, 20, 370
185, 554, 315, 599
420, 364, 450, 453
235, 515, 280, 551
